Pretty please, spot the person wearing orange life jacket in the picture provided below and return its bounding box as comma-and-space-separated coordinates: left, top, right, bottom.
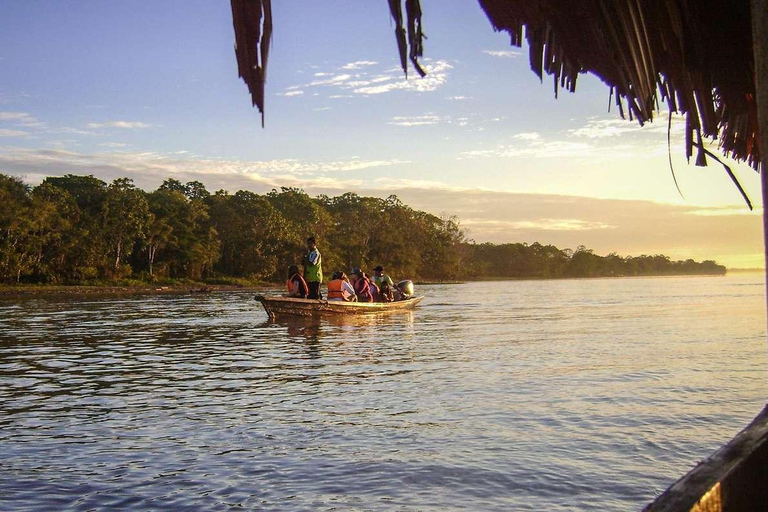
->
327, 271, 356, 301
285, 264, 308, 298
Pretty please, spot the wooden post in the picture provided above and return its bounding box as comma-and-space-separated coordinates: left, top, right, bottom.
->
754, 0, 768, 389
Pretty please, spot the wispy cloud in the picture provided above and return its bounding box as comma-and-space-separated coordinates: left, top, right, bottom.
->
0, 147, 405, 193
389, 114, 443, 127
462, 140, 595, 159
0, 129, 29, 137
513, 132, 541, 141
279, 59, 453, 98
0, 111, 44, 127
568, 113, 682, 139
341, 61, 378, 70
483, 50, 522, 58
686, 207, 759, 217
462, 218, 616, 231
49, 126, 98, 136
371, 177, 469, 191
86, 121, 151, 129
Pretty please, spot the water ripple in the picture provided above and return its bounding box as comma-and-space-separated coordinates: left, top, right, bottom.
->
1, 276, 766, 510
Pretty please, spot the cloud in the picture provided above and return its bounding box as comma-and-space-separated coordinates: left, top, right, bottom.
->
371, 177, 469, 191
568, 112, 683, 139
461, 140, 595, 159
0, 111, 43, 127
48, 126, 98, 136
341, 61, 378, 70
388, 114, 442, 126
86, 121, 151, 129
279, 60, 453, 98
0, 129, 29, 137
387, 112, 495, 129
0, 147, 404, 193
483, 50, 522, 58
513, 132, 541, 141
686, 207, 759, 217
98, 142, 129, 148
462, 218, 616, 231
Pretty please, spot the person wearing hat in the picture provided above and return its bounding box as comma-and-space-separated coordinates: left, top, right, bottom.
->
372, 265, 394, 291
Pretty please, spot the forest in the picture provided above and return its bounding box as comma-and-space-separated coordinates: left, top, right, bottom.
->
0, 173, 726, 285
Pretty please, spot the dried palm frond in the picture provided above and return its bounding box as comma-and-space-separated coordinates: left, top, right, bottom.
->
388, 0, 426, 78
231, 0, 272, 126
477, 0, 760, 171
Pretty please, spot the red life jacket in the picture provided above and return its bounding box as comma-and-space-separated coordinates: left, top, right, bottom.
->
327, 279, 345, 299
355, 276, 373, 302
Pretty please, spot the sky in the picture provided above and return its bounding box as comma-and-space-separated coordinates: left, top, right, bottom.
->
0, 0, 763, 268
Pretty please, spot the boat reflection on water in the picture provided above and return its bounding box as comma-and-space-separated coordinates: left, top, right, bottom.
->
259, 310, 417, 358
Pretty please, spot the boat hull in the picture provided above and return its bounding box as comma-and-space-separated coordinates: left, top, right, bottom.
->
255, 295, 424, 319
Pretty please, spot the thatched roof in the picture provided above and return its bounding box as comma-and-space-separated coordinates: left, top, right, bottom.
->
231, 0, 761, 173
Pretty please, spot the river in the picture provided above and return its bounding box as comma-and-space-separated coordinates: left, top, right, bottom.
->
1, 274, 766, 510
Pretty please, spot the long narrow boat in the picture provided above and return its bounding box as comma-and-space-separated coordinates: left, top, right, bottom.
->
255, 294, 424, 319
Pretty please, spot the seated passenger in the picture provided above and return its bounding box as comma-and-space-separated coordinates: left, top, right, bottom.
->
327, 271, 357, 301
378, 279, 394, 302
351, 268, 374, 302
368, 275, 381, 301
285, 264, 308, 298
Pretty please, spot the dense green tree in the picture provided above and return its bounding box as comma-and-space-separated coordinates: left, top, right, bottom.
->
42, 174, 109, 280
146, 186, 217, 279
0, 172, 727, 285
102, 178, 150, 277
0, 175, 36, 282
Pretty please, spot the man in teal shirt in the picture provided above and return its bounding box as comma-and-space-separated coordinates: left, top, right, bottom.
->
303, 236, 323, 299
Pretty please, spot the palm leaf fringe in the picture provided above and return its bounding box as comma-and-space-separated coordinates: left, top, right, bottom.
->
476, 0, 760, 171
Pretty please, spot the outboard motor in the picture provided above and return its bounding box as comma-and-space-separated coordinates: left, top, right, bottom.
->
396, 280, 414, 299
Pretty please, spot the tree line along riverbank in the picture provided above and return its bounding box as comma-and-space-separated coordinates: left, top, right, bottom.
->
1, 173, 725, 286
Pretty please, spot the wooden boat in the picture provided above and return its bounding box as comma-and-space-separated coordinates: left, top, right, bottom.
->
255, 294, 424, 319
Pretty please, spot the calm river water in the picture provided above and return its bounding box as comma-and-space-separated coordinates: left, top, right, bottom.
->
1, 275, 766, 511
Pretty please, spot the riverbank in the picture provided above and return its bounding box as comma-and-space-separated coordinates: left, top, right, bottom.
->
0, 272, 735, 298
0, 282, 274, 299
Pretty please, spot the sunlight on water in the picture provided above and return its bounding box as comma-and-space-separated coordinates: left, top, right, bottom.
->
1, 275, 766, 510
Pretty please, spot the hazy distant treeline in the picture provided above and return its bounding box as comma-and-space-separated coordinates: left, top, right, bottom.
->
0, 173, 725, 284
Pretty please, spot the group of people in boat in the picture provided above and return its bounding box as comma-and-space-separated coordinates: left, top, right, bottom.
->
285, 236, 413, 303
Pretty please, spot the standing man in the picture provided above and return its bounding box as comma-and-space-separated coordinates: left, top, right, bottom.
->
302, 236, 323, 299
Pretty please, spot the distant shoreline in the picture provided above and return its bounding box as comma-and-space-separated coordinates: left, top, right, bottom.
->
0, 283, 270, 299
0, 271, 750, 298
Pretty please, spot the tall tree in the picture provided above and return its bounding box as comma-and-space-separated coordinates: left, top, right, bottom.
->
102, 178, 150, 277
